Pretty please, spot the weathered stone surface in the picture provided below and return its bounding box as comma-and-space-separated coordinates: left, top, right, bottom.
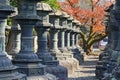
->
12, 1, 57, 80
0, 0, 26, 80
36, 3, 68, 80
8, 21, 21, 59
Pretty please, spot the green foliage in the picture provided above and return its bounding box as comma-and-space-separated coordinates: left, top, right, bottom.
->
10, 0, 18, 7
7, 18, 12, 26
10, 0, 60, 10
42, 0, 61, 9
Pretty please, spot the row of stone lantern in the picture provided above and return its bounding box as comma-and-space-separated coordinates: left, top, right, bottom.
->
95, 0, 120, 80
0, 1, 84, 80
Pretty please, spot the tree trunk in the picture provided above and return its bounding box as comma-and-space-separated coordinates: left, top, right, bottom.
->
83, 43, 93, 55
6, 31, 14, 53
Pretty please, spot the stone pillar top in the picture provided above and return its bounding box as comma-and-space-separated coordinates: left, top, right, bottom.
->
49, 10, 62, 29
68, 15, 74, 20
15, 0, 40, 20
36, 2, 52, 27
67, 16, 73, 30
0, 0, 15, 16
49, 9, 62, 16
37, 2, 52, 12
76, 22, 81, 33
61, 11, 70, 18
72, 19, 79, 23
72, 19, 79, 32
59, 11, 70, 29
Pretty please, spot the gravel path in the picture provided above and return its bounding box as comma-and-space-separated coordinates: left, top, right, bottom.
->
68, 55, 99, 80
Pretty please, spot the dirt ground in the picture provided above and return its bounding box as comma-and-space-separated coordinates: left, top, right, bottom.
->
68, 51, 101, 80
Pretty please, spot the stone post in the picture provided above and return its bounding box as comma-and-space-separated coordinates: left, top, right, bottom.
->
59, 12, 80, 72
76, 22, 84, 52
49, 10, 77, 75
74, 22, 84, 63
36, 2, 57, 65
35, 3, 68, 80
0, 0, 26, 79
12, 1, 57, 80
65, 16, 73, 50
70, 19, 84, 64
49, 10, 64, 60
61, 15, 81, 72
70, 19, 78, 49
58, 12, 71, 56
8, 21, 21, 59
58, 13, 68, 52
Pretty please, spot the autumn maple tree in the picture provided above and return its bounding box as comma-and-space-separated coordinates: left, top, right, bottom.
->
58, 0, 114, 54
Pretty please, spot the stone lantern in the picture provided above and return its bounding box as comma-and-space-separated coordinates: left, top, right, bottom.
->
12, 0, 58, 79
58, 12, 69, 52
65, 15, 73, 50
0, 0, 26, 79
58, 12, 80, 74
69, 19, 83, 64
36, 2, 58, 65
36, 3, 68, 80
49, 10, 63, 59
70, 19, 78, 49
58, 15, 80, 73
74, 22, 84, 63
8, 21, 21, 59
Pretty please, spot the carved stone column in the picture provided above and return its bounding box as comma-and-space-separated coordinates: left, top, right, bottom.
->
35, 3, 68, 80
58, 15, 67, 52
58, 12, 80, 72
70, 19, 84, 64
74, 22, 84, 63
49, 10, 64, 60
58, 12, 71, 57
76, 22, 85, 53
62, 15, 81, 71
8, 21, 21, 59
0, 0, 26, 79
12, 1, 57, 80
65, 16, 73, 51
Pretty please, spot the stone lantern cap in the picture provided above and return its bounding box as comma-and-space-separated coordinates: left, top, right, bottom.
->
68, 15, 74, 20
61, 11, 70, 18
37, 2, 52, 12
0, 3, 15, 12
76, 22, 81, 26
49, 9, 62, 16
72, 19, 79, 24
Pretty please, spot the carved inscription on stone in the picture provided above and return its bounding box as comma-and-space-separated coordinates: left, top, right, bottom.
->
20, 3, 35, 14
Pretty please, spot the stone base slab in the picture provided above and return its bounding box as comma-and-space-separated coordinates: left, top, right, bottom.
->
0, 71, 26, 80
46, 65, 68, 80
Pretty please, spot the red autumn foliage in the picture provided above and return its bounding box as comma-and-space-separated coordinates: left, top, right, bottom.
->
58, 0, 114, 34
58, 0, 114, 54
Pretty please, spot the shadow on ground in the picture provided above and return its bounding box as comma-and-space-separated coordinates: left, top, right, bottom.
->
68, 55, 99, 80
